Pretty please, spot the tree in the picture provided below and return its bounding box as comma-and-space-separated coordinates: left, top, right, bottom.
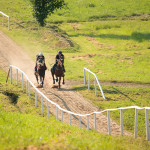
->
30, 0, 65, 26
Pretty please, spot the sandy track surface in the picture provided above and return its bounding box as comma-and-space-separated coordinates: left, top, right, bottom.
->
0, 31, 132, 136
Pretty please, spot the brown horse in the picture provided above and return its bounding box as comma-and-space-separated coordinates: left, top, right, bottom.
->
35, 58, 45, 88
51, 59, 65, 88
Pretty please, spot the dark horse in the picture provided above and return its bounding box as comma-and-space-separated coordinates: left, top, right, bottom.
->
35, 58, 45, 88
51, 59, 65, 88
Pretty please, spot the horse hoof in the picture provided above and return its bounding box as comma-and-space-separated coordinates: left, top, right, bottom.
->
62, 82, 65, 85
56, 78, 58, 82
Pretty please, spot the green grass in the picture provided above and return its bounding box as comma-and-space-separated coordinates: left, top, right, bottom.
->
0, 1, 150, 149
72, 84, 150, 137
0, 68, 150, 149
0, 0, 150, 83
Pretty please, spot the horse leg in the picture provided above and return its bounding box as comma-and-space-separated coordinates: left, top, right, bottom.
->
58, 77, 61, 88
42, 74, 45, 87
40, 76, 42, 86
62, 76, 65, 85
35, 74, 39, 84
51, 68, 55, 84
56, 75, 58, 82
52, 74, 55, 84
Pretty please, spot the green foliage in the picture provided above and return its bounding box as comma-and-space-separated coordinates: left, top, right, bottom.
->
30, 0, 65, 26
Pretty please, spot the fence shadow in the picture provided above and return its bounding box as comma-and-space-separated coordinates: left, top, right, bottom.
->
46, 90, 87, 128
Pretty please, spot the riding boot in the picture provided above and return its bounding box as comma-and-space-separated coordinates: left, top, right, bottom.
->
63, 65, 66, 72
44, 63, 47, 70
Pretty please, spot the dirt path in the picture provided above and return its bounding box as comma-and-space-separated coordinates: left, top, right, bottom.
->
0, 31, 132, 136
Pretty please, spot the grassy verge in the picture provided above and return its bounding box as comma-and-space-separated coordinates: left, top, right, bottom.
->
0, 69, 150, 149
72, 84, 150, 137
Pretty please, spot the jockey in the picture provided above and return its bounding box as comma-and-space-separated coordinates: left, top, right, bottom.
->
34, 52, 47, 73
51, 50, 65, 73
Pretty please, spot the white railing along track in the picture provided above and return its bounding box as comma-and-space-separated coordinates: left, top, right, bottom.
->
0, 11, 10, 30
10, 65, 150, 141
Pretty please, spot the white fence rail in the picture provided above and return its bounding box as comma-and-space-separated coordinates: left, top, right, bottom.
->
0, 11, 10, 30
10, 65, 150, 141
84, 67, 106, 99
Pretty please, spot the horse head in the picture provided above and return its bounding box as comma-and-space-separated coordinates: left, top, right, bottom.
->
57, 58, 63, 67
37, 58, 44, 70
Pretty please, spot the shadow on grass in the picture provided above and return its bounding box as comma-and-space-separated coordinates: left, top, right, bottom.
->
69, 32, 150, 42
73, 85, 135, 102
111, 87, 135, 102
72, 85, 88, 91
46, 90, 88, 128
3, 91, 19, 104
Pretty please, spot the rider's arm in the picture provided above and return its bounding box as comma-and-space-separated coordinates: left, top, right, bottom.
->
61, 55, 64, 63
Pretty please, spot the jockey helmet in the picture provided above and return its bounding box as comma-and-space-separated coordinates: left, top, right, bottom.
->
39, 52, 43, 56
58, 51, 62, 54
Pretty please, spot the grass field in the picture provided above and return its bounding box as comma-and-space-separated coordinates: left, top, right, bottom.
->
0, 0, 150, 148
72, 84, 150, 137
0, 0, 150, 83
0, 69, 150, 149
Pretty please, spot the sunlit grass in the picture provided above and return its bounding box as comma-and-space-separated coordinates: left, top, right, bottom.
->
0, 68, 150, 149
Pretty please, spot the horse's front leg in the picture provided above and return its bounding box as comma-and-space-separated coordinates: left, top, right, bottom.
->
40, 76, 42, 86
62, 76, 65, 85
51, 68, 55, 84
35, 73, 39, 84
58, 77, 61, 88
42, 74, 45, 87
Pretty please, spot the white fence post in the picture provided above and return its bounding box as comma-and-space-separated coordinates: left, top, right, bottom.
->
16, 69, 18, 85
134, 108, 138, 138
28, 82, 30, 99
107, 110, 111, 135
84, 68, 105, 100
94, 78, 97, 95
94, 113, 97, 130
26, 80, 28, 95
88, 72, 90, 90
69, 113, 72, 125
145, 109, 150, 141
87, 116, 89, 130
84, 68, 86, 85
79, 116, 81, 128
8, 16, 10, 30
120, 109, 123, 136
61, 111, 63, 122
41, 96, 44, 116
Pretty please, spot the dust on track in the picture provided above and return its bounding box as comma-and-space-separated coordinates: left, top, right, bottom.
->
0, 31, 133, 136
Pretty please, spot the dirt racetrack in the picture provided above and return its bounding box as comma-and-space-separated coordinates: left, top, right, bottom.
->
0, 31, 132, 136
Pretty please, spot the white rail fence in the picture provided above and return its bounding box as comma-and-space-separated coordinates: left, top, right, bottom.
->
9, 65, 150, 141
0, 11, 10, 30
84, 67, 106, 99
